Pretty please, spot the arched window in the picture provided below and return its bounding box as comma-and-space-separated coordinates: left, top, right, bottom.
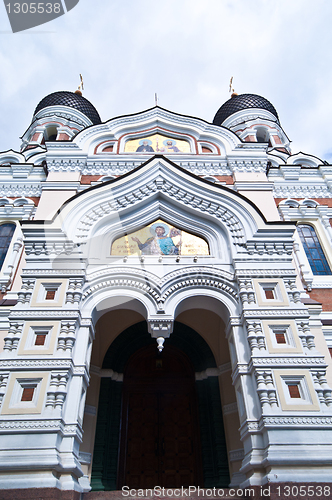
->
44, 126, 58, 142
0, 223, 15, 270
256, 127, 269, 143
297, 224, 332, 275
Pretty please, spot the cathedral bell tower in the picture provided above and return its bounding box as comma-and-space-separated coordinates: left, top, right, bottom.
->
213, 93, 291, 154
20, 90, 101, 151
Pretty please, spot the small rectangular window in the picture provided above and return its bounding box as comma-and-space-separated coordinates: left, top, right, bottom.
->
21, 387, 35, 402
35, 333, 47, 346
329, 348, 332, 358
275, 332, 287, 344
288, 384, 301, 399
45, 289, 56, 300
264, 289, 275, 300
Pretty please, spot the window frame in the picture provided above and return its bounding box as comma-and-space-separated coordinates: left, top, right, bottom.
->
297, 223, 332, 276
0, 222, 16, 272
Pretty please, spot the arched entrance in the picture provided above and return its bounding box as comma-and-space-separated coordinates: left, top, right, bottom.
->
118, 344, 202, 488
91, 321, 230, 490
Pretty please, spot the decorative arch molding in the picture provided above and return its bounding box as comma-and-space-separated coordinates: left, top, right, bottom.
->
95, 141, 116, 154
54, 156, 270, 251
285, 152, 323, 168
0, 150, 26, 164
85, 199, 229, 262
72, 106, 241, 156
21, 156, 295, 264
22, 149, 47, 163
267, 154, 286, 169
41, 106, 273, 176
81, 266, 239, 326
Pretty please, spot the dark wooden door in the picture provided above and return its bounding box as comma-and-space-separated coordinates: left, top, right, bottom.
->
160, 391, 196, 488
118, 345, 202, 489
124, 392, 159, 487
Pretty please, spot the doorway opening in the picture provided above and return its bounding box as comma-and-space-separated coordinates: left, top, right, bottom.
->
91, 321, 230, 490
118, 344, 202, 488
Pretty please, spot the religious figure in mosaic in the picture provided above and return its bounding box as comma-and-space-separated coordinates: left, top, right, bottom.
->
136, 139, 154, 152
111, 219, 209, 256
131, 222, 179, 255
156, 139, 181, 153
125, 134, 189, 154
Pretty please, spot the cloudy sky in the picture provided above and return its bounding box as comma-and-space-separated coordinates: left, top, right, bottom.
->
0, 0, 331, 160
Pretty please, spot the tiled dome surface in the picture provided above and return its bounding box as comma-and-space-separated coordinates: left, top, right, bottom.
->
34, 91, 101, 125
213, 93, 278, 125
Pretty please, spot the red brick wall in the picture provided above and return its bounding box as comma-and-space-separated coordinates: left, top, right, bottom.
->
308, 289, 332, 311
57, 133, 70, 141
80, 175, 103, 185
215, 175, 234, 184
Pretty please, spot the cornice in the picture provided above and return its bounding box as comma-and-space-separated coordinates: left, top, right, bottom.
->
0, 359, 73, 370
0, 418, 83, 439
240, 415, 332, 436
82, 266, 239, 305
86, 265, 235, 287
242, 309, 309, 319
273, 184, 331, 198
0, 185, 42, 198
22, 269, 85, 276
234, 181, 274, 191
41, 181, 81, 191
0, 419, 63, 431
262, 416, 332, 427
250, 356, 327, 368
9, 310, 81, 319
80, 158, 233, 177
235, 269, 297, 278
46, 155, 268, 176
309, 280, 332, 288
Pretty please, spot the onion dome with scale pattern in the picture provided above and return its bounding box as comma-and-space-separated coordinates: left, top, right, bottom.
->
33, 90, 101, 125
213, 93, 279, 126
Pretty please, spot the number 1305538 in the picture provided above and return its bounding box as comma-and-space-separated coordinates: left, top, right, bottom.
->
6, 3, 61, 14
276, 485, 331, 497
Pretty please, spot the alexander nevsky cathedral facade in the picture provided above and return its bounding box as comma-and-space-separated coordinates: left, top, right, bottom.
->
0, 89, 332, 500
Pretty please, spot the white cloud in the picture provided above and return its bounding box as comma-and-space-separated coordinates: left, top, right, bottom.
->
0, 0, 331, 159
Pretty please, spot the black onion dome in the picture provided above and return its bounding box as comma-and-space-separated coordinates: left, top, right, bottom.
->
34, 91, 101, 125
213, 93, 278, 126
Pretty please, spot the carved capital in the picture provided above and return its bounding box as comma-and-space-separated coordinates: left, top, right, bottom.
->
147, 317, 174, 338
